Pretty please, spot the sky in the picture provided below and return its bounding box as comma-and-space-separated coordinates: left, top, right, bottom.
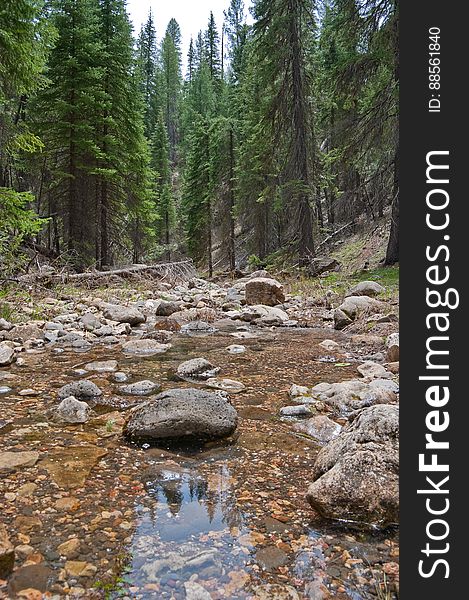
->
126, 0, 253, 65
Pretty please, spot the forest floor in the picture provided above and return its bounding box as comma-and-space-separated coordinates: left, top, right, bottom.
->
0, 258, 399, 600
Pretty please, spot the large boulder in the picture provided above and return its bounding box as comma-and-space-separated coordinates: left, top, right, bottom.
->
334, 296, 388, 329
346, 281, 385, 297
306, 405, 399, 527
103, 304, 146, 326
124, 388, 238, 443
245, 278, 285, 307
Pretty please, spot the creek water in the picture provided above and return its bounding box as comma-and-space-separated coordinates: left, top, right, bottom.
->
1, 324, 398, 599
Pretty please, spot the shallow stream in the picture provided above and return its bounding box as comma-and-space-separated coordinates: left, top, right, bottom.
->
0, 323, 398, 599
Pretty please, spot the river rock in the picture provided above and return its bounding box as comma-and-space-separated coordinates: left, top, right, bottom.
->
280, 405, 312, 417
245, 278, 285, 306
119, 380, 161, 396
319, 339, 341, 352
252, 584, 300, 600
176, 358, 220, 381
369, 378, 399, 394
236, 305, 289, 326
121, 339, 172, 356
256, 546, 288, 571
155, 300, 182, 316
226, 344, 246, 354
0, 342, 15, 366
180, 320, 217, 334
103, 304, 146, 325
0, 451, 39, 472
386, 333, 400, 362
124, 388, 238, 442
0, 524, 14, 578
51, 396, 93, 423
85, 359, 118, 372
306, 405, 399, 526
310, 379, 397, 417
346, 281, 385, 297
58, 379, 102, 401
205, 378, 246, 393
289, 384, 310, 398
184, 582, 212, 600
0, 318, 13, 331
357, 361, 392, 379
293, 416, 342, 444
79, 312, 101, 331
334, 296, 388, 329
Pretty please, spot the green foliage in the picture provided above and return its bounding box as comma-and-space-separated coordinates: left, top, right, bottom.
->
0, 188, 44, 274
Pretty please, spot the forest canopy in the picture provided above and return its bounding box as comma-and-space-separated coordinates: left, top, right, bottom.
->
0, 0, 399, 276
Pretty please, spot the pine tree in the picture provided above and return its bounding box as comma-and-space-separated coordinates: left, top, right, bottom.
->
95, 0, 154, 266
204, 12, 222, 82
152, 111, 174, 259
136, 9, 158, 135
224, 0, 249, 82
187, 38, 195, 83
161, 19, 182, 162
0, 0, 54, 272
251, 0, 318, 265
182, 116, 212, 274
33, 0, 104, 267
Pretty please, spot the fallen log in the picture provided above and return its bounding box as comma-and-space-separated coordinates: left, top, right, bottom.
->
14, 260, 197, 286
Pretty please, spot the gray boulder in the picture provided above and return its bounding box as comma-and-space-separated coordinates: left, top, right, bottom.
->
357, 361, 392, 380
121, 339, 172, 356
103, 304, 146, 325
0, 343, 15, 367
52, 396, 93, 423
85, 360, 118, 373
156, 300, 182, 317
280, 405, 312, 417
180, 321, 217, 334
176, 358, 220, 381
293, 416, 342, 444
0, 319, 13, 332
245, 278, 285, 307
346, 281, 385, 297
124, 388, 238, 443
306, 405, 399, 526
308, 257, 340, 277
80, 312, 101, 331
58, 379, 102, 401
310, 379, 397, 417
334, 296, 388, 329
119, 380, 161, 396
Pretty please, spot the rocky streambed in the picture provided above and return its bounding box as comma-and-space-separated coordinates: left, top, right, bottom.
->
0, 273, 399, 599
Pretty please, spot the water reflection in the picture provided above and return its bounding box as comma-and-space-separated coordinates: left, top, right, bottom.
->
122, 461, 254, 598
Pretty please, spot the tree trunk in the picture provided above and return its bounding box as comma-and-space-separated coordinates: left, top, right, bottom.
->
384, 148, 399, 265
290, 0, 314, 266
228, 126, 236, 271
